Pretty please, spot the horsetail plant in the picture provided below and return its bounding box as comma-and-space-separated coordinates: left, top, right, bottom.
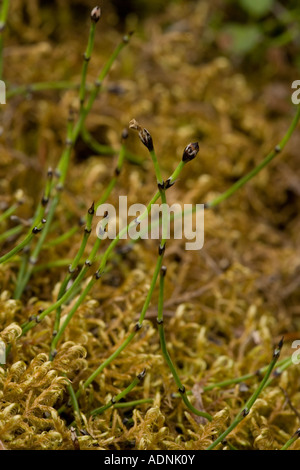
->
0, 7, 131, 272
280, 429, 300, 450
157, 266, 212, 422
17, 143, 196, 344
206, 338, 284, 450
89, 369, 147, 418
55, 125, 201, 414
3, 110, 298, 408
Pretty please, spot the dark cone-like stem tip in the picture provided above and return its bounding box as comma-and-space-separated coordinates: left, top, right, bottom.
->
129, 119, 154, 151
137, 369, 147, 381
88, 202, 95, 215
91, 6, 101, 23
161, 266, 167, 277
182, 142, 199, 163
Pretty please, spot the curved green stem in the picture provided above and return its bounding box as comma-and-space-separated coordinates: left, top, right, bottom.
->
157, 267, 212, 422
6, 81, 86, 99
0, 33, 130, 269
90, 371, 146, 417
0, 225, 23, 243
280, 429, 300, 450
206, 339, 283, 450
0, 203, 18, 224
206, 106, 300, 209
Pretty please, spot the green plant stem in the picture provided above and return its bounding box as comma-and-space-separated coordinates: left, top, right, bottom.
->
280, 429, 300, 450
0, 203, 18, 224
21, 263, 91, 335
0, 34, 130, 268
14, 196, 60, 299
95, 140, 127, 210
60, 134, 193, 409
50, 202, 95, 337
0, 225, 23, 243
15, 36, 129, 293
14, 248, 30, 297
64, 375, 83, 425
7, 81, 124, 100
93, 153, 187, 276
84, 253, 163, 389
0, 218, 45, 264
70, 34, 130, 144
171, 356, 291, 398
43, 226, 79, 249
52, 279, 96, 354
32, 259, 76, 272
17, 155, 191, 345
57, 254, 163, 415
89, 371, 146, 417
225, 441, 238, 450
134, 106, 300, 243
6, 81, 87, 99
50, 139, 126, 346
206, 340, 283, 450
0, 166, 53, 266
157, 267, 212, 422
113, 398, 153, 409
149, 148, 167, 245
204, 357, 291, 392
265, 355, 293, 387
81, 126, 116, 155
79, 20, 96, 108
206, 106, 300, 209
81, 127, 144, 165
49, 235, 104, 359
13, 134, 69, 298
0, 0, 10, 79
17, 162, 181, 341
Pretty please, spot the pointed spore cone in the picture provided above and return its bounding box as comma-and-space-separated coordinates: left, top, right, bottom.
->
91, 6, 101, 23
182, 142, 199, 163
129, 119, 154, 151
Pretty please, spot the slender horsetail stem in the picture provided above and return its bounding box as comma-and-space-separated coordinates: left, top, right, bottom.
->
50, 201, 97, 342
57, 126, 200, 413
89, 370, 146, 418
67, 370, 147, 429
157, 266, 212, 421
0, 224, 23, 243
13, 9, 101, 298
0, 167, 53, 265
206, 338, 283, 450
280, 429, 300, 450
6, 81, 90, 99
205, 105, 300, 209
79, 6, 100, 108
18, 150, 195, 342
64, 375, 83, 426
172, 355, 292, 397
0, 203, 20, 224
81, 126, 144, 165
134, 104, 300, 243
49, 131, 128, 354
113, 398, 153, 409
0, 14, 131, 270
